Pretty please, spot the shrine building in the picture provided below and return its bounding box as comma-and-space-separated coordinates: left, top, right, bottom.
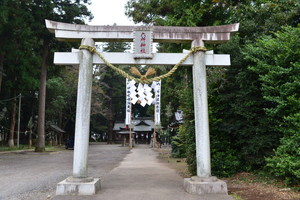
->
113, 117, 161, 144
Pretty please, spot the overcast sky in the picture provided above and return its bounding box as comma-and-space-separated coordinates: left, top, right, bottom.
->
87, 0, 134, 26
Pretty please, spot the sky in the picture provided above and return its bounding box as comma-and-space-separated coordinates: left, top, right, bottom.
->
86, 1, 158, 52
87, 0, 134, 26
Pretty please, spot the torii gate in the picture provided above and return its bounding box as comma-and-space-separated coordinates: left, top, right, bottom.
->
45, 19, 239, 196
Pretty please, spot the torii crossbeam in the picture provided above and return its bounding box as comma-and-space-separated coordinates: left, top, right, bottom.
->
46, 19, 239, 196
46, 20, 238, 43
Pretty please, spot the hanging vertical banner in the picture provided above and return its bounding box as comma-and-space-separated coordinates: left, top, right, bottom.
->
125, 79, 131, 125
151, 80, 161, 125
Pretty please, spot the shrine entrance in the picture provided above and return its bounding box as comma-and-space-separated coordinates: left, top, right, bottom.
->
45, 19, 239, 196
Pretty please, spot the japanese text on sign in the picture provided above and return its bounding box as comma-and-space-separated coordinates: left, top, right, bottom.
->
133, 28, 153, 58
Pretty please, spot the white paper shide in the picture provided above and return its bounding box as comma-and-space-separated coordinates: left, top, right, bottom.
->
125, 79, 161, 125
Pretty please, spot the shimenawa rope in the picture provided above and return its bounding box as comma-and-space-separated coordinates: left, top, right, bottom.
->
79, 45, 207, 84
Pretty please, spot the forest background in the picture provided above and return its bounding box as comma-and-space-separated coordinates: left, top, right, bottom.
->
0, 0, 299, 186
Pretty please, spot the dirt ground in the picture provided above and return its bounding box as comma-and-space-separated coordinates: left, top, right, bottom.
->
226, 173, 300, 200
156, 148, 300, 200
0, 144, 129, 200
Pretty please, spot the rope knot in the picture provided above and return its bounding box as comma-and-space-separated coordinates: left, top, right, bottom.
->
79, 45, 97, 53
190, 46, 207, 53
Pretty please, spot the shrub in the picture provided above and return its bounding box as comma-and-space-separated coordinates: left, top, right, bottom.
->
171, 121, 192, 158
211, 148, 241, 177
265, 133, 300, 185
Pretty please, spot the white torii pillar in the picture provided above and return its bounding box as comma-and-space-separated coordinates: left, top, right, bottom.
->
193, 39, 211, 178
72, 38, 94, 179
56, 38, 101, 195
45, 19, 239, 196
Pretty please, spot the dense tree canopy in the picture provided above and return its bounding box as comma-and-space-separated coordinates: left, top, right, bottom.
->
126, 0, 300, 184
245, 26, 300, 185
0, 0, 92, 149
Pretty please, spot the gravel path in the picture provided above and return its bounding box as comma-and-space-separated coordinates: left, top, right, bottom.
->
0, 144, 129, 200
53, 145, 234, 200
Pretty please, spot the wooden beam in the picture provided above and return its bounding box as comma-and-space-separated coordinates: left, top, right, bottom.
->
54, 52, 230, 66
54, 30, 233, 43
45, 20, 239, 43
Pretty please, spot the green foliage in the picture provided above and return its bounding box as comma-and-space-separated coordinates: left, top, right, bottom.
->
171, 129, 187, 158
91, 42, 130, 140
265, 134, 300, 185
46, 77, 68, 119
169, 68, 195, 165
227, 0, 300, 43
169, 82, 192, 158
101, 42, 130, 121
185, 122, 196, 176
0, 0, 40, 91
126, 0, 247, 26
0, 0, 93, 147
216, 0, 300, 170
211, 141, 241, 177
0, 144, 33, 152
243, 26, 300, 185
246, 26, 300, 137
126, 1, 300, 181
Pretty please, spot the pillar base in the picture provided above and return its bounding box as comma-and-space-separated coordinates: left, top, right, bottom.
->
184, 176, 228, 195
56, 177, 101, 195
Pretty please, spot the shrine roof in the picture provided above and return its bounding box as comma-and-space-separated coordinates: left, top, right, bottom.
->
113, 118, 159, 132
135, 120, 150, 126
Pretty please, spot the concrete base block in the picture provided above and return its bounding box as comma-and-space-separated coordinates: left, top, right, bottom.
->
56, 177, 101, 195
184, 176, 228, 195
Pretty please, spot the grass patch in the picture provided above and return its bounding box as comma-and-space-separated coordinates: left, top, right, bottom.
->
0, 145, 65, 152
231, 194, 244, 200
45, 145, 65, 152
0, 144, 33, 152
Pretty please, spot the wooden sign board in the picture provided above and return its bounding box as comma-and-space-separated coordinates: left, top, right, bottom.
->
133, 27, 153, 58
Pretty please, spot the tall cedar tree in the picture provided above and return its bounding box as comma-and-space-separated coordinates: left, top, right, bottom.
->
0, 0, 92, 149
0, 0, 40, 147
29, 0, 92, 152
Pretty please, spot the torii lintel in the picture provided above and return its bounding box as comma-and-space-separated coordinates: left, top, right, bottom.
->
45, 19, 239, 44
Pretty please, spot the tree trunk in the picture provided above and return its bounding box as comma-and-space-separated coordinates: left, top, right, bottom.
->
107, 119, 113, 144
28, 129, 32, 148
49, 137, 52, 146
58, 111, 62, 146
8, 96, 17, 147
58, 111, 62, 127
53, 134, 58, 146
35, 42, 49, 152
0, 54, 4, 93
107, 90, 114, 144
184, 68, 188, 89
